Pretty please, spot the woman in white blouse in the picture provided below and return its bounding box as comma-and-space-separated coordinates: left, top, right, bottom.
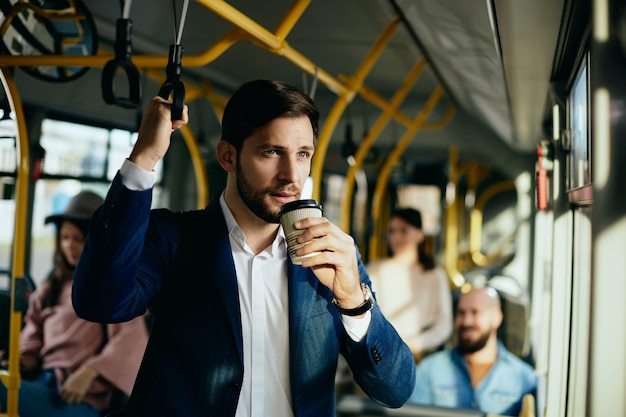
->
367, 208, 453, 363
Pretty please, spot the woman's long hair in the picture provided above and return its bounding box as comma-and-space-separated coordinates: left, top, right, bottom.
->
40, 221, 85, 309
390, 208, 436, 271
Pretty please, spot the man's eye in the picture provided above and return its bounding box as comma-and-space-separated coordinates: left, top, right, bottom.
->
265, 149, 278, 155
298, 151, 310, 158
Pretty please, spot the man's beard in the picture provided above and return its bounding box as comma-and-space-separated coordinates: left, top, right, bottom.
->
235, 161, 299, 224
457, 327, 491, 354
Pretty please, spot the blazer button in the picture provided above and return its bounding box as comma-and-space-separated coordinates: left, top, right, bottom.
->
371, 346, 382, 363
228, 382, 241, 392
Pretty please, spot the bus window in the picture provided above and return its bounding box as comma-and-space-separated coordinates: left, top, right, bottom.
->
29, 118, 165, 286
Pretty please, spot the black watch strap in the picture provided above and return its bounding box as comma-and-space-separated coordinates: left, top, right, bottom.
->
332, 283, 375, 316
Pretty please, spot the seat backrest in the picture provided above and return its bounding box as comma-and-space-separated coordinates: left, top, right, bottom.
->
519, 393, 536, 417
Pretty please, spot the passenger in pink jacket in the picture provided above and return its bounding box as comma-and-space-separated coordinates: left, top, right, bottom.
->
0, 191, 149, 417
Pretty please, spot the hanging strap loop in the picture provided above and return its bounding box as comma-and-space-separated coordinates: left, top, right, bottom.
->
101, 1, 142, 109
157, 44, 185, 121
157, 0, 189, 121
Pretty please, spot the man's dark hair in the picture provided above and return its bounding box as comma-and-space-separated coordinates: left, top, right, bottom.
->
221, 79, 320, 151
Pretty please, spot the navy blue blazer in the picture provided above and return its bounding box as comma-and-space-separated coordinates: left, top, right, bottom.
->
73, 174, 416, 417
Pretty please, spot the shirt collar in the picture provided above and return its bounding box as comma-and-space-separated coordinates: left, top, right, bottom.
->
219, 192, 286, 254
219, 192, 244, 241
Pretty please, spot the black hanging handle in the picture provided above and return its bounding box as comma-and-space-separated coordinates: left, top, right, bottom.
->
101, 18, 142, 109
157, 44, 185, 121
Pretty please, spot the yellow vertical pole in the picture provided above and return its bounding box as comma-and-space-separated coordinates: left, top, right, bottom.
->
0, 67, 29, 417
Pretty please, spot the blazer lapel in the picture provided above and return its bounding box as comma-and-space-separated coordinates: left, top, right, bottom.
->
203, 198, 244, 365
288, 261, 319, 370
287, 260, 318, 352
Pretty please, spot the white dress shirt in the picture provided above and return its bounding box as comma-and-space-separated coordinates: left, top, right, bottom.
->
119, 159, 371, 416
219, 195, 293, 417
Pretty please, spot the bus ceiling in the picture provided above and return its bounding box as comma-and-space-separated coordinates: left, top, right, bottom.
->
0, 0, 565, 179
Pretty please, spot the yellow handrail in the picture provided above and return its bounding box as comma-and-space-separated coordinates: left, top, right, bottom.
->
179, 124, 209, 208
339, 57, 427, 231
310, 16, 401, 201
0, 67, 29, 417
368, 86, 445, 260
469, 180, 517, 266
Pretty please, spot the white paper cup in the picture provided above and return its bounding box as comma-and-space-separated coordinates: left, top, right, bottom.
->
279, 199, 323, 264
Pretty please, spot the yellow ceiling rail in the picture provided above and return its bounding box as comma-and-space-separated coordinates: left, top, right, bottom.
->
197, 0, 349, 96
0, 67, 29, 417
0, 1, 451, 209
272, 0, 312, 41
0, 2, 402, 201
339, 57, 427, 231
0, 0, 432, 121
0, 0, 415, 120
368, 85, 444, 261
469, 180, 516, 266
196, 0, 302, 50
0, 28, 250, 68
347, 80, 456, 131
310, 16, 401, 200
423, 105, 456, 129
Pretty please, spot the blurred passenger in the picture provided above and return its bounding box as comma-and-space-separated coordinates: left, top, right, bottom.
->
0, 191, 148, 417
408, 286, 537, 416
367, 208, 452, 362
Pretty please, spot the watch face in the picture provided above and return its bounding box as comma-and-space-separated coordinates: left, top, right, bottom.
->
363, 284, 373, 301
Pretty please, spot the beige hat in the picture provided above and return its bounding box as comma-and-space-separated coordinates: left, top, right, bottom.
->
45, 190, 103, 229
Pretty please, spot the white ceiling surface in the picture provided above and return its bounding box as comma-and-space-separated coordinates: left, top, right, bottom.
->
395, 0, 564, 152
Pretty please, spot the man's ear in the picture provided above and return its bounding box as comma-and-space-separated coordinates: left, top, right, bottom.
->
216, 140, 236, 172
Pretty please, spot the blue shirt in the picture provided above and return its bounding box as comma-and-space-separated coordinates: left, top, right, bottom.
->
408, 341, 537, 416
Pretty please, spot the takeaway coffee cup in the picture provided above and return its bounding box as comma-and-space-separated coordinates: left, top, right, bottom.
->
279, 199, 323, 264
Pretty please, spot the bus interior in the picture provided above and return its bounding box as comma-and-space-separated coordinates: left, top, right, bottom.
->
1, 0, 624, 416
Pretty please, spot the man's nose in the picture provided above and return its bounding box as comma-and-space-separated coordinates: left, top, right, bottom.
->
278, 157, 300, 182
459, 313, 474, 327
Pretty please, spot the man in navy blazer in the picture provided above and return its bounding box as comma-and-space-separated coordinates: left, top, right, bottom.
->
73, 80, 416, 416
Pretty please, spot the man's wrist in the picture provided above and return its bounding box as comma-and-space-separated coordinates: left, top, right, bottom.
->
120, 158, 157, 191
332, 283, 375, 316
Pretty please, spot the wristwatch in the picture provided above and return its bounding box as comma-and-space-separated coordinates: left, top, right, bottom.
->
332, 283, 375, 316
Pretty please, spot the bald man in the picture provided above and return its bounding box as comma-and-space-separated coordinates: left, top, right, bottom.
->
407, 287, 537, 416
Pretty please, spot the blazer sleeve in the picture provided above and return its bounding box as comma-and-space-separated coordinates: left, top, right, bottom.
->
72, 173, 179, 323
